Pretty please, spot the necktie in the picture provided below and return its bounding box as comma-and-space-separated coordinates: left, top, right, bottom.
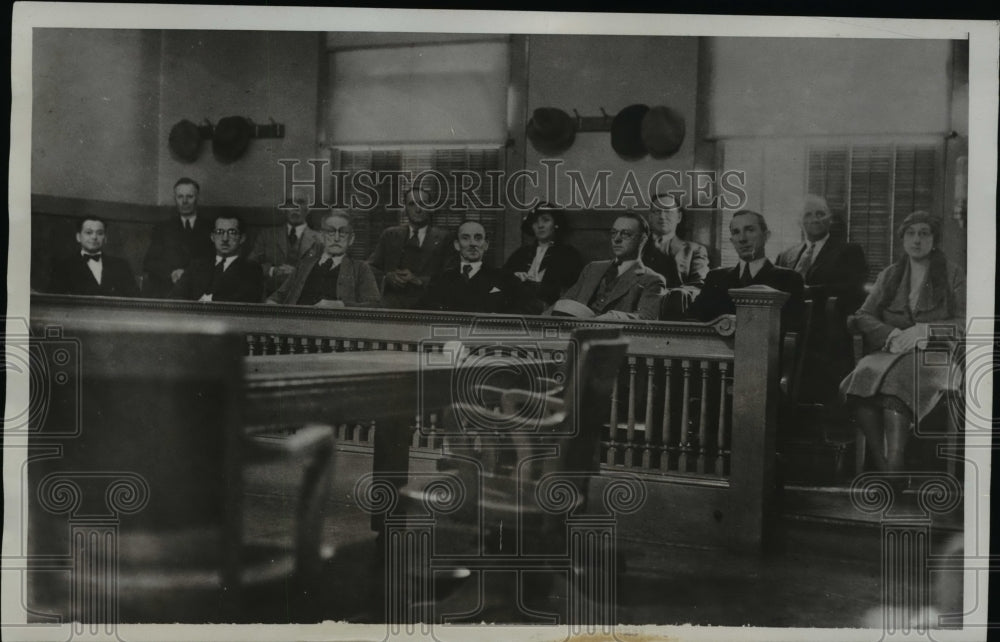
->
738, 263, 752, 287
288, 228, 298, 250
795, 242, 814, 276
210, 258, 226, 294
184, 219, 192, 231
319, 257, 335, 271
461, 264, 472, 281
84, 253, 102, 262
405, 230, 421, 249
601, 260, 621, 288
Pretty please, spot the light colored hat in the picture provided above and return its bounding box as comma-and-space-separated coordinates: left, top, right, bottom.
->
551, 299, 596, 318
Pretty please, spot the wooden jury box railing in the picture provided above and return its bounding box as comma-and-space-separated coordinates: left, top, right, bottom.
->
30, 288, 788, 552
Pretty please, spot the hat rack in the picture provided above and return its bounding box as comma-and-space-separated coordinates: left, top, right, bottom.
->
183, 117, 286, 139
571, 108, 613, 133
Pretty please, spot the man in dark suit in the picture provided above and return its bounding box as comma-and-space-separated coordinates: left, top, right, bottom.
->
142, 177, 215, 297
642, 193, 711, 319
689, 209, 805, 330
248, 196, 323, 297
776, 195, 869, 401
170, 214, 263, 303
368, 185, 451, 309
49, 216, 139, 297
267, 210, 380, 308
421, 221, 510, 313
553, 212, 666, 321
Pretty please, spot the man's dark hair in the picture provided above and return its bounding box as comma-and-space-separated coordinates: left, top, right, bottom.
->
730, 209, 768, 233
456, 218, 488, 239
174, 177, 200, 192
214, 214, 245, 234
76, 216, 107, 232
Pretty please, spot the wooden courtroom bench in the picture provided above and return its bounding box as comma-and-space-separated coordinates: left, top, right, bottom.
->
30, 288, 789, 553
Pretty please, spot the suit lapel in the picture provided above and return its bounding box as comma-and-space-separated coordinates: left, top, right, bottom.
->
805, 239, 836, 280
604, 263, 642, 304
337, 256, 354, 298
751, 259, 775, 285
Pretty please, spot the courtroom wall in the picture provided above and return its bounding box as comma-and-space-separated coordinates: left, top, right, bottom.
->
32, 29, 162, 204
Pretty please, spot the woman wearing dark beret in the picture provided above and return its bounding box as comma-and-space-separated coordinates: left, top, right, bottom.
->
502, 204, 584, 315
840, 212, 965, 473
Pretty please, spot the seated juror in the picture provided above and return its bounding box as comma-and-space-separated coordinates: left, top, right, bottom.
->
550, 211, 666, 321
420, 220, 510, 313
248, 196, 323, 297
49, 216, 139, 297
642, 193, 710, 318
170, 214, 263, 303
267, 210, 380, 308
689, 209, 805, 330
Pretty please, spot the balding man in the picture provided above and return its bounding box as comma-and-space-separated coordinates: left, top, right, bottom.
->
776, 195, 868, 401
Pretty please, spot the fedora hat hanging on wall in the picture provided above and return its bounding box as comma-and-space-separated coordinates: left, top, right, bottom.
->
641, 105, 686, 159
610, 104, 650, 160
212, 116, 253, 164
526, 107, 577, 155
168, 119, 204, 163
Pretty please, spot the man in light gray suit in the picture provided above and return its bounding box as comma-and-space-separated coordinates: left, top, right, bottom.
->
249, 197, 323, 297
552, 212, 666, 321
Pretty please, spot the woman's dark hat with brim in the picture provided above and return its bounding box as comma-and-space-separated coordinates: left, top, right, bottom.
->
896, 211, 942, 240
526, 108, 577, 155
212, 116, 253, 164
168, 119, 203, 163
520, 203, 569, 237
610, 104, 650, 160
641, 105, 686, 159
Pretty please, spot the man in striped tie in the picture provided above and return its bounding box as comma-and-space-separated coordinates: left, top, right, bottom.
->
776, 195, 868, 401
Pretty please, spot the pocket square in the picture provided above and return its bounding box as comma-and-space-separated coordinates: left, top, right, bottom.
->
489, 287, 502, 294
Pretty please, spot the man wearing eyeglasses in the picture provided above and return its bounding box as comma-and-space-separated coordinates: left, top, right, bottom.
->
267, 210, 380, 308
142, 177, 216, 297
552, 212, 666, 320
170, 214, 263, 303
776, 194, 868, 401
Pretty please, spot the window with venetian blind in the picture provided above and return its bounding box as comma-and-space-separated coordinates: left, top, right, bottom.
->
325, 37, 510, 261
807, 142, 941, 281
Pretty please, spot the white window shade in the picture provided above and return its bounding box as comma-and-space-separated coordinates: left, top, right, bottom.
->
327, 41, 509, 146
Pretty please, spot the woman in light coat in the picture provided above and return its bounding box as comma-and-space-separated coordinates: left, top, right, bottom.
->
840, 212, 965, 473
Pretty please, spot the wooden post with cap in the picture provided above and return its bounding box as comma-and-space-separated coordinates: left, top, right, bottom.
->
728, 285, 789, 553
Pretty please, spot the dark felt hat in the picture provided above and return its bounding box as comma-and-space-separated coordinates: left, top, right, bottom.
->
610, 104, 650, 160
520, 203, 569, 237
526, 108, 576, 155
641, 105, 686, 159
212, 116, 253, 164
168, 119, 203, 163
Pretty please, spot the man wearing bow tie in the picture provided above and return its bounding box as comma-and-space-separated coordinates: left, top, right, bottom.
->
142, 177, 215, 297
170, 214, 263, 303
368, 184, 452, 309
248, 196, 323, 297
267, 210, 380, 308
49, 217, 139, 297
689, 210, 804, 330
420, 220, 511, 313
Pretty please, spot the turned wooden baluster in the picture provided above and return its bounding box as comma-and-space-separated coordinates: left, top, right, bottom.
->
660, 359, 673, 471
696, 360, 710, 474
606, 376, 620, 465
715, 362, 730, 475
677, 360, 693, 471
624, 357, 638, 467
641, 357, 656, 469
